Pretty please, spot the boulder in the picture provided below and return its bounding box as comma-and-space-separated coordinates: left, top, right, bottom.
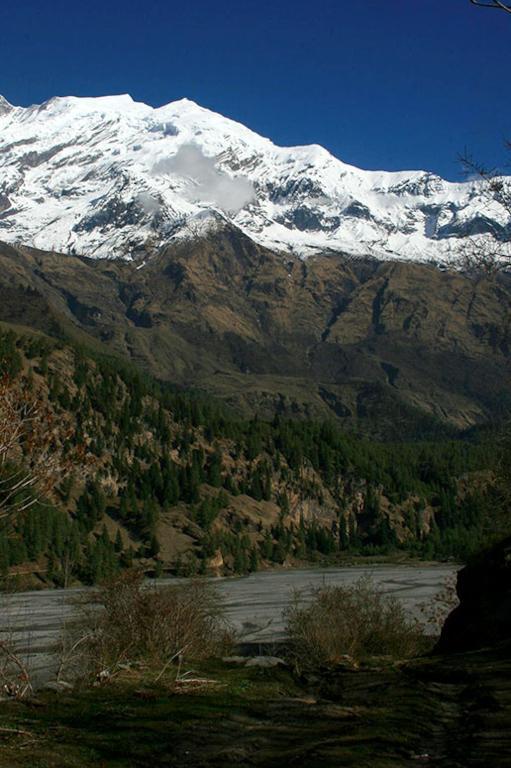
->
43, 680, 74, 693
245, 656, 287, 669
436, 537, 511, 653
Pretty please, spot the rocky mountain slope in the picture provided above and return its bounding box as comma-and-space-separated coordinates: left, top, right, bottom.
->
0, 93, 510, 262
0, 324, 496, 585
1, 230, 510, 434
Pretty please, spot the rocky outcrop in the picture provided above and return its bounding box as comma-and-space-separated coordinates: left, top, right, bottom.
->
437, 537, 511, 653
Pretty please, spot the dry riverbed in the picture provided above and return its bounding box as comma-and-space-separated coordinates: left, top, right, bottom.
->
0, 564, 456, 686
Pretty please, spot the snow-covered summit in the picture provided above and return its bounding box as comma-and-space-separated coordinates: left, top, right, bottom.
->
0, 93, 509, 261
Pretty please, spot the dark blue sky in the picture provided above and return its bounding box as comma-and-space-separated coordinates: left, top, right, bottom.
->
1, 0, 509, 180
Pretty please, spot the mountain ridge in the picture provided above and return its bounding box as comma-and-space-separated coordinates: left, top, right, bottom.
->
1, 93, 510, 262
1, 229, 510, 435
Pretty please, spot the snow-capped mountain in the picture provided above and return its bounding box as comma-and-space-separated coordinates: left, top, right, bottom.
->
0, 93, 509, 262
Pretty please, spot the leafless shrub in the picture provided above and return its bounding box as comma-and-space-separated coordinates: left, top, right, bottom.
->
0, 589, 34, 699
285, 576, 424, 671
61, 571, 234, 684
0, 639, 33, 699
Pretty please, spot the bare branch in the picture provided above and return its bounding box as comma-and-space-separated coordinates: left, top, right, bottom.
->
470, 0, 511, 12
0, 375, 76, 527
455, 149, 511, 275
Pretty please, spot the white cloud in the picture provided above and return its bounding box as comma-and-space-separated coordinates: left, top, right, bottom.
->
152, 143, 255, 213
135, 191, 160, 214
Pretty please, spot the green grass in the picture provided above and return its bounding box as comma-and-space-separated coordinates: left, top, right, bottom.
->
0, 663, 302, 767
1, 649, 511, 767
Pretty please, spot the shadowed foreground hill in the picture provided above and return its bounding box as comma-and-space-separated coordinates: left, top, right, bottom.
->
0, 228, 510, 436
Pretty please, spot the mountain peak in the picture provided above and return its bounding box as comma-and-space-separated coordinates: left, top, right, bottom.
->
165, 97, 202, 109
0, 95, 13, 115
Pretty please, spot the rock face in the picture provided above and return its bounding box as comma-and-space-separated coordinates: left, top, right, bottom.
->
0, 230, 510, 433
0, 95, 12, 116
437, 537, 511, 653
